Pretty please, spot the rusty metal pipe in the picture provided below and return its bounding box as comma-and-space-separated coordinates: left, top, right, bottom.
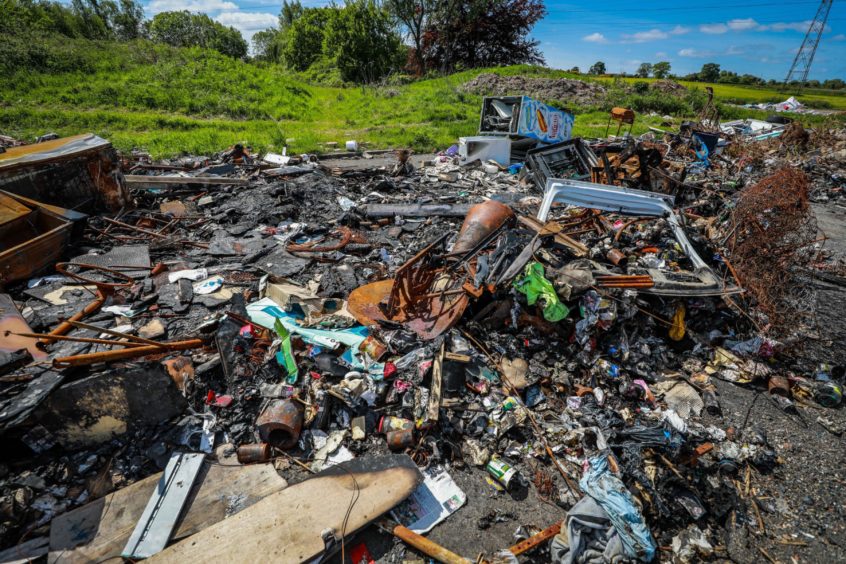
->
52, 339, 204, 367
392, 525, 469, 564
7, 331, 146, 348
237, 443, 272, 464
65, 320, 165, 346
509, 521, 562, 556
255, 399, 303, 449
40, 290, 108, 346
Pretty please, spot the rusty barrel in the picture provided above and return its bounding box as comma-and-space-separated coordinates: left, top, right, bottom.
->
255, 399, 303, 449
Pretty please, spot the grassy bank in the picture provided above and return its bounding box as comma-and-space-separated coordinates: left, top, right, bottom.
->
1, 39, 844, 157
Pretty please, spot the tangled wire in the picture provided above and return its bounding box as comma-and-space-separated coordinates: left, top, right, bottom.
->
726, 167, 820, 336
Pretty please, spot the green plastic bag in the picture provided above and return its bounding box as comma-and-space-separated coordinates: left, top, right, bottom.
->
274, 318, 298, 383
513, 261, 569, 322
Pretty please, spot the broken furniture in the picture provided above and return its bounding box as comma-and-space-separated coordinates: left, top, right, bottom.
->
605, 107, 636, 137
0, 191, 87, 286
538, 178, 741, 296
0, 134, 130, 212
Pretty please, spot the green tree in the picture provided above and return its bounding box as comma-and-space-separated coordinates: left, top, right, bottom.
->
652, 61, 670, 79
386, 0, 436, 75
281, 8, 333, 71
324, 0, 404, 82
635, 62, 652, 78
148, 11, 247, 58
279, 0, 303, 28
698, 62, 720, 83
252, 28, 279, 60
421, 0, 546, 73
588, 61, 606, 75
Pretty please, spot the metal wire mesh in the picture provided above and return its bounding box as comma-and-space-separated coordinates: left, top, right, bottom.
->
727, 167, 819, 335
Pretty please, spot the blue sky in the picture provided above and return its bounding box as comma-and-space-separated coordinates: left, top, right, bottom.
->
131, 0, 845, 80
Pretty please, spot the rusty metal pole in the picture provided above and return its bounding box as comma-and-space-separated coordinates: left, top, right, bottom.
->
52, 339, 204, 367
392, 525, 470, 564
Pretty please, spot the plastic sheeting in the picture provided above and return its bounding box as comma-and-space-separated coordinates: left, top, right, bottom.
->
579, 454, 657, 561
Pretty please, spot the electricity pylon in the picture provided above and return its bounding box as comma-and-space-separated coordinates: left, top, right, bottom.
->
784, 0, 834, 86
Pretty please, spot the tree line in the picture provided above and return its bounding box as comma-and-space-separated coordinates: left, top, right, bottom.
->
1, 0, 548, 83
0, 0, 248, 58
252, 0, 546, 82
584, 60, 845, 90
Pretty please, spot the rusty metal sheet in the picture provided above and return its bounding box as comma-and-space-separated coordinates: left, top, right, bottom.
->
348, 279, 394, 326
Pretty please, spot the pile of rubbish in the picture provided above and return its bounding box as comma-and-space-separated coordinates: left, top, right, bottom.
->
462, 73, 608, 107
0, 96, 844, 563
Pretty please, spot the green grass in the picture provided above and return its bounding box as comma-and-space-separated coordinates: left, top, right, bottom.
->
1, 40, 844, 157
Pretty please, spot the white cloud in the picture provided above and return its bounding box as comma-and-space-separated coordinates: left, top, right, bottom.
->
669, 25, 690, 35
622, 28, 669, 43
697, 18, 824, 35
655, 51, 668, 58
700, 23, 728, 34
678, 48, 716, 58
834, 34, 846, 41
214, 11, 278, 44
763, 21, 813, 32
146, 0, 238, 15
583, 32, 608, 44
727, 18, 759, 31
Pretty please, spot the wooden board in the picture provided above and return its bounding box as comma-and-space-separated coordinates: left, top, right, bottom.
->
148, 454, 422, 564
48, 461, 287, 564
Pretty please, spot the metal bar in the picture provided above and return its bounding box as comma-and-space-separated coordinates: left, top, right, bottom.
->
509, 521, 562, 556
39, 290, 107, 346
6, 331, 146, 348
391, 525, 469, 564
122, 452, 205, 559
124, 175, 249, 186
66, 320, 165, 346
53, 339, 205, 367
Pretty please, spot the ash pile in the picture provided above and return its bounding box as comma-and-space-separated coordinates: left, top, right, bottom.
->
0, 99, 845, 564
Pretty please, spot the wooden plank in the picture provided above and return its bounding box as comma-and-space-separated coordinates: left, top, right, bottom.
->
48, 461, 287, 564
427, 342, 445, 423
0, 536, 49, 564
148, 454, 422, 564
124, 175, 249, 186
516, 215, 588, 257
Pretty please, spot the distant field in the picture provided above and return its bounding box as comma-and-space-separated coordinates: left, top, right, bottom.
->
1, 40, 844, 157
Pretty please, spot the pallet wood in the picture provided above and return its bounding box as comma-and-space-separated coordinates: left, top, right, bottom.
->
48, 461, 287, 564
148, 455, 422, 564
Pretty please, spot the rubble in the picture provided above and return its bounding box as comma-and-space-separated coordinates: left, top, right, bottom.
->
462, 73, 607, 107
0, 103, 844, 563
